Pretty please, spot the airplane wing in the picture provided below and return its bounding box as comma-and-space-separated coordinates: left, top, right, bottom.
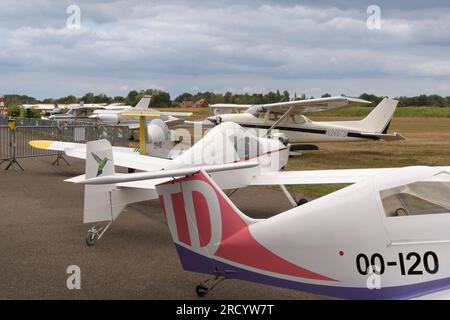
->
249, 168, 392, 185
210, 104, 253, 109
211, 97, 370, 115
121, 111, 193, 117
77, 162, 259, 185
261, 96, 371, 115
29, 140, 171, 171
250, 166, 450, 185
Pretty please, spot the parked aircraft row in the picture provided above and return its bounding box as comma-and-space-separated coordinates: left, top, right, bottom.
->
29, 97, 450, 299
28, 95, 404, 148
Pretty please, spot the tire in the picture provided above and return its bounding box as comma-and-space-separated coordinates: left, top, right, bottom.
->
297, 198, 308, 206
196, 285, 208, 297
86, 232, 98, 246
395, 208, 408, 216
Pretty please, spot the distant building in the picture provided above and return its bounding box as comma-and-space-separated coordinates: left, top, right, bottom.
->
179, 98, 209, 108
194, 98, 209, 108
180, 100, 194, 108
0, 96, 5, 114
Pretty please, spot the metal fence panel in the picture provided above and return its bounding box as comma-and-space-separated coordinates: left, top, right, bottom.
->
14, 126, 60, 158
0, 126, 10, 160
1, 118, 130, 169
0, 115, 8, 126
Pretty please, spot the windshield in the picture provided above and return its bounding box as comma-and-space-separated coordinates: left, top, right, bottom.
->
245, 105, 264, 117
380, 172, 450, 217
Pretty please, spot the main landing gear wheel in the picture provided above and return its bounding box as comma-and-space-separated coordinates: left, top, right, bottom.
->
195, 275, 226, 297
86, 230, 99, 246
297, 198, 308, 206
196, 285, 208, 297
395, 208, 408, 216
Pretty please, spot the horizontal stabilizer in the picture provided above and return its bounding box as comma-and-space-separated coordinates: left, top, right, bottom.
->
360, 132, 405, 141
78, 161, 259, 185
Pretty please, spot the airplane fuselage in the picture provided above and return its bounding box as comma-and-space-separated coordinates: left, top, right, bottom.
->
212, 113, 376, 143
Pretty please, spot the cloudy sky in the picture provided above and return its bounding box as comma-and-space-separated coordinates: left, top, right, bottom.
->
1, 0, 450, 99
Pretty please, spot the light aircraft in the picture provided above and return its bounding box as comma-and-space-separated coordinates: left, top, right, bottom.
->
206, 96, 404, 147
46, 103, 107, 120
156, 167, 450, 299
88, 95, 192, 129
80, 156, 450, 299
30, 122, 293, 244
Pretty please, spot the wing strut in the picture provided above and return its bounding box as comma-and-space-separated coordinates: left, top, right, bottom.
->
266, 106, 293, 137
279, 184, 297, 207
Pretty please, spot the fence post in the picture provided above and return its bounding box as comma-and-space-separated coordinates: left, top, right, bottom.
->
3, 118, 24, 171
51, 121, 69, 166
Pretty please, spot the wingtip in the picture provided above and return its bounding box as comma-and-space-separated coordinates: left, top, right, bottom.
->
29, 140, 53, 150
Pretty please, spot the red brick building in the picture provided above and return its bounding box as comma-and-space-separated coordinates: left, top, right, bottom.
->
179, 100, 194, 108
194, 98, 209, 108
179, 98, 209, 108
0, 96, 5, 114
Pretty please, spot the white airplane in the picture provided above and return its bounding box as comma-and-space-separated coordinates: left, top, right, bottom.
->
206, 96, 404, 146
30, 122, 293, 244
88, 95, 192, 129
157, 166, 450, 299
80, 157, 450, 299
46, 103, 107, 120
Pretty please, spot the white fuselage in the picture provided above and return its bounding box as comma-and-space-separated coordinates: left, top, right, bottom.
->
212, 113, 374, 143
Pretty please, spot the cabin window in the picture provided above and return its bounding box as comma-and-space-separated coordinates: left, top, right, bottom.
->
246, 105, 264, 118
380, 173, 450, 217
233, 136, 260, 160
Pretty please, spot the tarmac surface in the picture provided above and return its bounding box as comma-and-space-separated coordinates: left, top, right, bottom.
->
0, 156, 329, 299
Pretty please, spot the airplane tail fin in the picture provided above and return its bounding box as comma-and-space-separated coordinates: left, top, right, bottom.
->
84, 140, 121, 223
155, 169, 256, 272
359, 97, 398, 133
134, 95, 152, 110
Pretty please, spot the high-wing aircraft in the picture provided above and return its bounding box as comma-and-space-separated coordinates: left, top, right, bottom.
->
41, 96, 191, 130
80, 162, 450, 299
206, 96, 405, 146
46, 103, 107, 120
30, 122, 292, 244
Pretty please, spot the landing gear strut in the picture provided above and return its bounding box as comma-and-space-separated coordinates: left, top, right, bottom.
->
85, 222, 112, 246
196, 274, 227, 297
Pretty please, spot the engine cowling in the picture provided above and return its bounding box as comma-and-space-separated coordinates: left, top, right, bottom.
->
146, 119, 172, 158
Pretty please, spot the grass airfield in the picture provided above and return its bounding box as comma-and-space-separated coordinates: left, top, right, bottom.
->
167, 106, 450, 197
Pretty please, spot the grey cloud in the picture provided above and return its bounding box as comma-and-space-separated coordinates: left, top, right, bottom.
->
0, 1, 450, 98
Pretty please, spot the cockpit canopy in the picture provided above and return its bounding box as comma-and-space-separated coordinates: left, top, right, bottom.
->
380, 172, 450, 217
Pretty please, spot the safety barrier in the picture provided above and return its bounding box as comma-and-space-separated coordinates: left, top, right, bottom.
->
0, 118, 130, 171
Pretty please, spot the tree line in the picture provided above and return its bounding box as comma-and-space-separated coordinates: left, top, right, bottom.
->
4, 90, 450, 108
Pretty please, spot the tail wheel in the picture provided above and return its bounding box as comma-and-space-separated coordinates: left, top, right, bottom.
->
86, 231, 98, 246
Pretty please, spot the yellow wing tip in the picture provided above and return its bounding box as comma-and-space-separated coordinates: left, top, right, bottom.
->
29, 140, 53, 150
